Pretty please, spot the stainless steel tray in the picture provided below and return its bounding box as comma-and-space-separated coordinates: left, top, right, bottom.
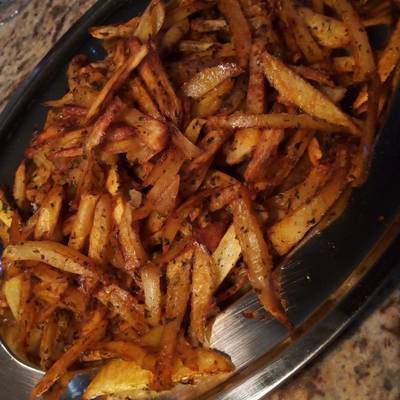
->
1, 1, 400, 399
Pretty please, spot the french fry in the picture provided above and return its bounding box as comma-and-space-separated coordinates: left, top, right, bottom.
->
68, 194, 98, 251
183, 62, 242, 98
280, 0, 324, 63
207, 112, 355, 133
86, 43, 148, 121
164, 0, 213, 29
333, 56, 355, 73
189, 244, 217, 347
298, 7, 350, 49
268, 146, 350, 255
3, 241, 101, 278
162, 18, 190, 52
244, 128, 285, 182
13, 161, 27, 210
262, 52, 360, 135
141, 263, 162, 327
226, 128, 260, 165
325, 0, 375, 81
212, 224, 241, 287
191, 18, 228, 32
118, 203, 148, 273
88, 194, 113, 265
0, 190, 14, 228
193, 78, 235, 117
134, 0, 165, 43
34, 186, 63, 240
155, 249, 193, 389
3, 273, 26, 320
83, 359, 154, 400
96, 284, 148, 334
218, 0, 251, 68
128, 77, 161, 119
247, 38, 266, 114
232, 189, 289, 326
30, 308, 107, 399
89, 18, 140, 39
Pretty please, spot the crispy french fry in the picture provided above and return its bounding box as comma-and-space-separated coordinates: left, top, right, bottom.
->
68, 194, 98, 251
244, 128, 285, 182
232, 189, 289, 326
218, 0, 252, 67
89, 18, 140, 39
13, 161, 27, 210
30, 308, 107, 399
86, 43, 148, 121
134, 0, 165, 43
191, 18, 228, 32
262, 52, 360, 135
268, 146, 350, 255
183, 62, 242, 98
129, 77, 161, 119
280, 0, 325, 63
34, 186, 63, 240
212, 224, 241, 286
325, 0, 375, 81
162, 18, 190, 52
3, 241, 100, 278
88, 194, 113, 265
298, 7, 350, 49
189, 244, 217, 346
96, 284, 148, 334
141, 263, 162, 327
247, 38, 266, 114
225, 128, 260, 165
155, 249, 193, 389
207, 112, 355, 133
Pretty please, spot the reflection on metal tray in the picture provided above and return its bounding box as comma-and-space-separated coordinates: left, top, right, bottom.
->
0, 1, 400, 399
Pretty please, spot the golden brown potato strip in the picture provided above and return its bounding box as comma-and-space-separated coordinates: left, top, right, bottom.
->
13, 161, 27, 210
164, 0, 213, 29
183, 62, 242, 99
178, 40, 215, 53
89, 18, 140, 39
378, 19, 400, 83
193, 78, 235, 118
118, 203, 148, 273
33, 186, 63, 241
162, 18, 190, 52
226, 128, 260, 165
141, 263, 162, 327
268, 163, 332, 221
68, 194, 98, 251
86, 96, 125, 152
170, 125, 202, 159
212, 224, 241, 286
325, 0, 375, 81
3, 273, 27, 320
189, 244, 217, 347
88, 194, 113, 265
83, 359, 153, 399
333, 56, 355, 73
262, 52, 360, 135
218, 0, 252, 68
155, 249, 193, 389
128, 77, 161, 119
100, 341, 147, 363
86, 43, 148, 121
39, 315, 59, 370
184, 118, 206, 143
30, 308, 107, 399
0, 190, 14, 228
96, 285, 148, 334
232, 189, 289, 326
244, 128, 285, 182
247, 37, 266, 114
101, 137, 157, 163
207, 112, 353, 133
138, 42, 182, 123
3, 241, 100, 278
191, 18, 228, 32
298, 7, 350, 49
268, 146, 350, 255
134, 0, 165, 43
280, 0, 325, 63
182, 130, 232, 196
122, 108, 169, 152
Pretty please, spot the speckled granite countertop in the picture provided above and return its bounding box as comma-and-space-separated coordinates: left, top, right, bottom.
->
0, 1, 399, 399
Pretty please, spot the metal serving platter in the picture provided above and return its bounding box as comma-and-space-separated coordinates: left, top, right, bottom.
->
1, 0, 400, 399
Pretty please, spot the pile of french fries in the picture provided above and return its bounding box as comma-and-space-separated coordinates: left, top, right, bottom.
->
0, 0, 399, 398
